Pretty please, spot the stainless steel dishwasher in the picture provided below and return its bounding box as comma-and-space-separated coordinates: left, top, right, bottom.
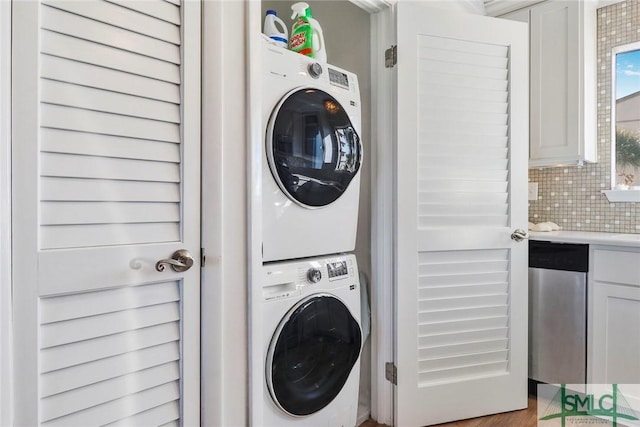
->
529, 240, 589, 384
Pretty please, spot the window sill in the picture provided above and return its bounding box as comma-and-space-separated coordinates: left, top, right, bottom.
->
602, 189, 640, 202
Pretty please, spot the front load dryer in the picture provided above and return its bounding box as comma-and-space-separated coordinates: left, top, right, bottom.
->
262, 38, 363, 262
262, 254, 362, 426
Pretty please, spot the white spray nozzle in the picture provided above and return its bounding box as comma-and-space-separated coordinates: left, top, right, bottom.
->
291, 2, 310, 19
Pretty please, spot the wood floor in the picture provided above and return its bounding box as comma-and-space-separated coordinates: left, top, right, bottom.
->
359, 395, 538, 427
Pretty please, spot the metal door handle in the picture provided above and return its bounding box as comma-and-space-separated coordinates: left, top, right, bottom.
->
511, 229, 529, 242
156, 249, 194, 272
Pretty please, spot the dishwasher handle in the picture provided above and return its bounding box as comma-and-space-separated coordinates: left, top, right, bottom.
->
529, 240, 589, 272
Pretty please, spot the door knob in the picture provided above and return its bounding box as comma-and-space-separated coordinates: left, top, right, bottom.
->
156, 249, 194, 272
511, 229, 529, 242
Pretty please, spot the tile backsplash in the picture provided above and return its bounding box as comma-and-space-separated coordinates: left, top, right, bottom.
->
528, 1, 640, 233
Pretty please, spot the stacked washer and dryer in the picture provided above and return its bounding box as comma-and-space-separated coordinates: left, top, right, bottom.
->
261, 36, 365, 427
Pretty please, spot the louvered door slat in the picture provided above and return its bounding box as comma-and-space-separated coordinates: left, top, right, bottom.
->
41, 323, 180, 372
42, 0, 180, 44
41, 343, 180, 397
419, 59, 508, 80
419, 180, 507, 193
420, 327, 509, 347
41, 201, 180, 225
41, 281, 179, 323
105, 402, 180, 427
421, 71, 508, 92
105, 0, 181, 25
41, 5, 180, 64
419, 34, 509, 56
41, 382, 180, 427
420, 283, 508, 299
41, 30, 180, 84
41, 177, 180, 202
419, 349, 509, 371
420, 146, 508, 158
419, 84, 508, 103
419, 192, 507, 205
418, 47, 508, 70
41, 153, 180, 182
41, 80, 180, 123
41, 105, 180, 142
41, 55, 180, 103
419, 316, 508, 336
41, 302, 180, 347
41, 362, 180, 422
41, 129, 180, 163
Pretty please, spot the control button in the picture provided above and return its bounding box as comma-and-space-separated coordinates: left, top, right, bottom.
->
307, 267, 322, 283
308, 62, 323, 79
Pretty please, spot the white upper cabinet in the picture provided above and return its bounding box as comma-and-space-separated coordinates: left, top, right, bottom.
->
502, 0, 597, 167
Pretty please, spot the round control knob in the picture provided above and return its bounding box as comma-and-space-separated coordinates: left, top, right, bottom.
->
307, 268, 322, 284
308, 62, 323, 79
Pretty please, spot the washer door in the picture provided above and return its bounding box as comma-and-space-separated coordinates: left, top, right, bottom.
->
266, 88, 361, 208
266, 294, 362, 416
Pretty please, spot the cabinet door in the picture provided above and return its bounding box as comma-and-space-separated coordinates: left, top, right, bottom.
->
591, 281, 640, 409
529, 1, 581, 162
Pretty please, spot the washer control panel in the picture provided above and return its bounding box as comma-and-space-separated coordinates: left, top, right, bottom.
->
263, 255, 357, 301
327, 259, 349, 281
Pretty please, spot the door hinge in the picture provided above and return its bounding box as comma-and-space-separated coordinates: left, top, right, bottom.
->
201, 248, 206, 267
385, 45, 397, 68
385, 362, 397, 385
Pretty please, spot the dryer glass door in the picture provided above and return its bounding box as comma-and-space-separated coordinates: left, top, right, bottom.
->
267, 89, 361, 208
267, 295, 362, 416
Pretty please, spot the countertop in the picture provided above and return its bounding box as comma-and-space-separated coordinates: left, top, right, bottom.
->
529, 230, 640, 247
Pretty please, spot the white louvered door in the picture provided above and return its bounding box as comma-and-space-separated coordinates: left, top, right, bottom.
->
394, 4, 528, 427
12, 1, 201, 426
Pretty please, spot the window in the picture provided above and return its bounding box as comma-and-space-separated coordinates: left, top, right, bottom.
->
613, 42, 640, 190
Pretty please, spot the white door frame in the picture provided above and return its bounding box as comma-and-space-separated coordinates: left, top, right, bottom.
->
370, 5, 395, 425
0, 0, 12, 425
246, 0, 394, 425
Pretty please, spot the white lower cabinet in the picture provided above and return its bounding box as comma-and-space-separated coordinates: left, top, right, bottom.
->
590, 247, 640, 410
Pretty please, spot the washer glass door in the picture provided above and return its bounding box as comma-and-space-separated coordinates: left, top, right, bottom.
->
267, 88, 361, 208
267, 295, 362, 416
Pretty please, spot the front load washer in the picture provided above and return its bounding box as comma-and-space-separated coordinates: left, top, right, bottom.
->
262, 254, 362, 427
262, 38, 363, 262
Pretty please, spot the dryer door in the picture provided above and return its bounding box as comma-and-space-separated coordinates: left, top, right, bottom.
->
266, 294, 362, 416
266, 88, 362, 208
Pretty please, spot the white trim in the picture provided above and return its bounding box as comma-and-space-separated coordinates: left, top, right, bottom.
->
246, 1, 264, 426
370, 6, 395, 426
201, 2, 249, 426
0, 1, 12, 425
11, 1, 40, 424
180, 1, 202, 424
201, 1, 226, 425
349, 0, 395, 14
484, 0, 544, 17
